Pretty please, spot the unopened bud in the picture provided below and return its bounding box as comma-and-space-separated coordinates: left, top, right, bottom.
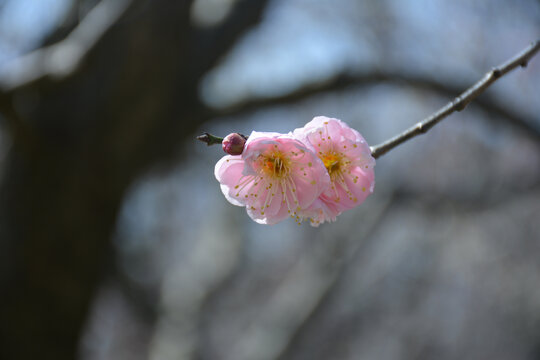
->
222, 133, 246, 155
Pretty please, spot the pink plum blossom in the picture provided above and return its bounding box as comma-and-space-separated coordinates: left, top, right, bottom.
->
215, 131, 330, 225
293, 116, 375, 226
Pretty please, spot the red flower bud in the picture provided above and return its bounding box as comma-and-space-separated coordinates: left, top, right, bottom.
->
222, 133, 246, 155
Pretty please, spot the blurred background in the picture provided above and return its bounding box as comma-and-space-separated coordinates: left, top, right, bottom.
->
0, 0, 539, 360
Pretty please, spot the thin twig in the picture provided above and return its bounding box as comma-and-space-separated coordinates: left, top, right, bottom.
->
197, 41, 540, 157
369, 40, 540, 159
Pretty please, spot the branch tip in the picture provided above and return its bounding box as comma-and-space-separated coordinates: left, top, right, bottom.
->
196, 133, 224, 146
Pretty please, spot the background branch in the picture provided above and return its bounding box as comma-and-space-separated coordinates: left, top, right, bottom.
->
190, 0, 270, 79
0, 0, 132, 91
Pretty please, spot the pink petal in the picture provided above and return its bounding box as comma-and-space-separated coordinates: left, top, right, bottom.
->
215, 155, 247, 206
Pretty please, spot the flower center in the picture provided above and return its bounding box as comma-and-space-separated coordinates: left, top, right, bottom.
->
259, 152, 290, 178
321, 152, 341, 175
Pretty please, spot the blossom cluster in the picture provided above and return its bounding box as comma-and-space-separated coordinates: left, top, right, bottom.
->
215, 116, 375, 226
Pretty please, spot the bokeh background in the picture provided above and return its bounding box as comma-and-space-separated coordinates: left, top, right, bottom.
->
1, 1, 539, 360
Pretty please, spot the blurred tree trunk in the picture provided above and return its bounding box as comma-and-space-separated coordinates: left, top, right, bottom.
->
0, 1, 267, 359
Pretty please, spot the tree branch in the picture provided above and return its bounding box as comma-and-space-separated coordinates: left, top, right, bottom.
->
0, 1, 272, 359
206, 71, 540, 141
370, 40, 540, 158
198, 43, 540, 151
